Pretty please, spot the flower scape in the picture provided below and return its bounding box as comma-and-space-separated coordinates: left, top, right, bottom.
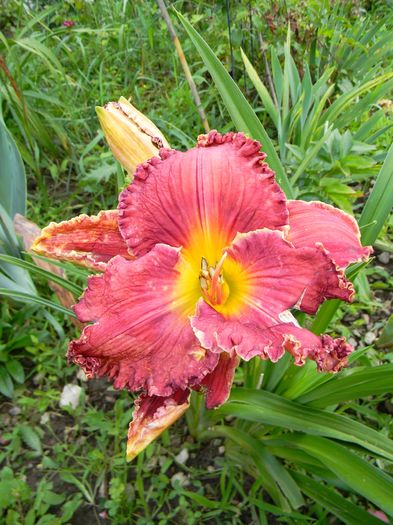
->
33, 98, 372, 460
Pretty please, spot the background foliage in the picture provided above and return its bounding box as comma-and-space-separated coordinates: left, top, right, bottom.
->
1, 1, 393, 524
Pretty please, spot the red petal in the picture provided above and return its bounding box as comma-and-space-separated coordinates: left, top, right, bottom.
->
287, 200, 372, 268
278, 325, 353, 372
200, 352, 240, 409
68, 245, 218, 396
32, 210, 132, 271
192, 300, 352, 372
127, 390, 190, 461
227, 229, 353, 316
118, 131, 288, 261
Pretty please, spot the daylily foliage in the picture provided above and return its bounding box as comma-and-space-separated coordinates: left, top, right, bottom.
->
33, 100, 371, 460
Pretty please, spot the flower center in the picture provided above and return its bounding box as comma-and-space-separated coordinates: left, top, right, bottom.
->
199, 253, 230, 307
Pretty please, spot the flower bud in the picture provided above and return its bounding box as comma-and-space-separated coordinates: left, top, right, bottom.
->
96, 96, 169, 175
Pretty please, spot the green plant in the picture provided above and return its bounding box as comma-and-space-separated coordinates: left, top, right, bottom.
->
240, 28, 393, 207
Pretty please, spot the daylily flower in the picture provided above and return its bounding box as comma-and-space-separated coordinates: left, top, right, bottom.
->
33, 121, 371, 460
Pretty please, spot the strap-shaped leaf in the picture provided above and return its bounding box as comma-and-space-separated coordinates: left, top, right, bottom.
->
297, 364, 393, 407
214, 389, 393, 461
285, 435, 393, 517
0, 119, 26, 218
292, 471, 387, 525
0, 288, 76, 317
241, 49, 279, 128
0, 254, 82, 296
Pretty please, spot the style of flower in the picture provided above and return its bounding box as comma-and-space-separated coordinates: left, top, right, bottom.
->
33, 102, 371, 460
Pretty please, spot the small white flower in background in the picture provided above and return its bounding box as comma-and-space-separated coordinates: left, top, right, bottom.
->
60, 384, 82, 409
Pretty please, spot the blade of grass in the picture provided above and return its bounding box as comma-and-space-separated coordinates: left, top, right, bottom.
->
241, 49, 279, 128
209, 425, 304, 509
0, 254, 83, 296
0, 288, 76, 317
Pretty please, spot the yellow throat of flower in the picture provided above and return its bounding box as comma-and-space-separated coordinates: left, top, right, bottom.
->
173, 230, 251, 318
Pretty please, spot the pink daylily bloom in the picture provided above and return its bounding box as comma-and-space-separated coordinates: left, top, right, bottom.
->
33, 130, 372, 459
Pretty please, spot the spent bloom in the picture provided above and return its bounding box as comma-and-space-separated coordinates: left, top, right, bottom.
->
33, 100, 371, 460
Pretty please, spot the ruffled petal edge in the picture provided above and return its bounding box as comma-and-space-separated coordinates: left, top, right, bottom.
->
32, 210, 132, 271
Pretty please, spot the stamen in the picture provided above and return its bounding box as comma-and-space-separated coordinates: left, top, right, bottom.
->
199, 252, 229, 306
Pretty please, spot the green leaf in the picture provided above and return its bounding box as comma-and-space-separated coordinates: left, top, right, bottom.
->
292, 471, 386, 525
14, 37, 65, 76
175, 10, 294, 198
42, 490, 65, 506
0, 367, 14, 398
5, 359, 25, 384
59, 473, 94, 504
291, 127, 332, 184
270, 48, 283, 106
0, 119, 26, 217
0, 288, 76, 317
19, 425, 42, 453
27, 252, 90, 279
241, 49, 279, 128
360, 142, 393, 246
177, 489, 237, 511
376, 314, 393, 349
297, 364, 393, 407
286, 434, 393, 517
0, 254, 83, 296
216, 389, 393, 461
321, 72, 393, 127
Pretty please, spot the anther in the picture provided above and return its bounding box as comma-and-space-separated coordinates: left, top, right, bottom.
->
199, 252, 229, 306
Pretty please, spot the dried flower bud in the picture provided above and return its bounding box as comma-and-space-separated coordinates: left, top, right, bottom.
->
96, 96, 169, 175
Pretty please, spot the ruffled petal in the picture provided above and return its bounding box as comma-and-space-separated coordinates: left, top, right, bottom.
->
200, 352, 240, 409
32, 210, 132, 271
287, 200, 372, 267
281, 325, 352, 372
118, 131, 288, 264
127, 390, 190, 461
192, 300, 352, 372
191, 229, 354, 369
220, 229, 353, 317
68, 245, 218, 396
